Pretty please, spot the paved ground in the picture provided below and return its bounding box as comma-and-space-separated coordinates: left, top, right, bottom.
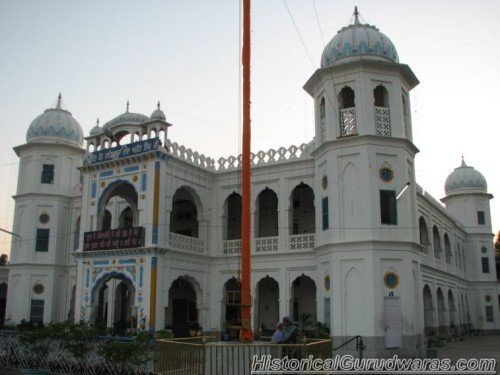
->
433, 335, 500, 367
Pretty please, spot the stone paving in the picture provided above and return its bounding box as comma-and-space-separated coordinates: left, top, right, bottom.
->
433, 335, 500, 369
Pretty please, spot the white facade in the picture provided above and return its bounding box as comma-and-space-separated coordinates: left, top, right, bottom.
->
5, 14, 499, 358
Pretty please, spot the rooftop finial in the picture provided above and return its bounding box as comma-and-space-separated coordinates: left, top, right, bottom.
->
354, 6, 360, 25
96, 118, 100, 127
461, 154, 466, 167
56, 93, 62, 109
157, 101, 161, 110
126, 100, 130, 113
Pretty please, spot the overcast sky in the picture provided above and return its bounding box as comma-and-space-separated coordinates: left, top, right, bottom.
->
0, 0, 499, 255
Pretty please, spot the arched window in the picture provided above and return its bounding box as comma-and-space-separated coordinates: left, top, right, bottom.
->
433, 226, 441, 260
73, 216, 81, 250
102, 209, 112, 231
338, 86, 356, 137
289, 184, 315, 235
319, 97, 326, 142
224, 192, 241, 240
170, 187, 199, 238
402, 93, 410, 138
419, 217, 429, 252
444, 233, 452, 264
255, 188, 278, 238
119, 206, 133, 229
374, 85, 390, 136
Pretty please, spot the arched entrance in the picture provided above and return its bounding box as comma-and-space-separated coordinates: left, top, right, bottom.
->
448, 290, 456, 336
93, 274, 136, 334
223, 277, 241, 337
255, 276, 279, 333
166, 277, 198, 337
291, 275, 317, 333
436, 288, 447, 334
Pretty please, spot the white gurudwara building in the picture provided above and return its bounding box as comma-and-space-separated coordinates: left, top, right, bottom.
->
5, 11, 499, 357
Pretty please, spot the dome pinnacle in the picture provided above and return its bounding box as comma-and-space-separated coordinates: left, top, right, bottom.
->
354, 6, 360, 25
126, 100, 130, 113
56, 93, 62, 109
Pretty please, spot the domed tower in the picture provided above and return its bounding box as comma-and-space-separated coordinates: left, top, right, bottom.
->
442, 158, 495, 285
304, 8, 423, 357
6, 94, 85, 324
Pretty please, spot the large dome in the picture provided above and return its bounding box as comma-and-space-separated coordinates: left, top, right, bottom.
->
321, 8, 399, 68
445, 158, 488, 196
26, 94, 84, 147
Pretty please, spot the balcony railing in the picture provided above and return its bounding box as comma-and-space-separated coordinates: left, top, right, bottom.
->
169, 232, 204, 253
340, 107, 357, 137
83, 227, 145, 251
255, 236, 279, 253
290, 233, 315, 251
375, 106, 391, 136
222, 239, 241, 255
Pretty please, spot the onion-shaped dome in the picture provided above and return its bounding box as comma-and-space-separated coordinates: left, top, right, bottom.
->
445, 158, 488, 196
151, 101, 166, 121
26, 94, 84, 146
102, 101, 150, 130
321, 7, 399, 68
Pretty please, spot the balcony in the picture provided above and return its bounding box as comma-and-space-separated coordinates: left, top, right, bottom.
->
169, 232, 204, 253
83, 227, 145, 251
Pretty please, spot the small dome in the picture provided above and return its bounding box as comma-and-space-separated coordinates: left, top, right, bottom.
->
321, 7, 398, 68
445, 158, 488, 196
26, 94, 84, 146
151, 101, 166, 121
102, 101, 150, 130
89, 118, 102, 136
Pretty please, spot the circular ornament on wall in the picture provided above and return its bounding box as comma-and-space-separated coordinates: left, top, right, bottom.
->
324, 275, 331, 291
321, 175, 328, 190
133, 175, 139, 182
100, 181, 105, 188
379, 167, 394, 183
39, 213, 50, 224
379, 167, 394, 182
485, 295, 491, 303
33, 283, 44, 295
481, 247, 487, 254
383, 271, 399, 289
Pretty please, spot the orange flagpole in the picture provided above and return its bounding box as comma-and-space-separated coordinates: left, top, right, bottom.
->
240, 0, 253, 342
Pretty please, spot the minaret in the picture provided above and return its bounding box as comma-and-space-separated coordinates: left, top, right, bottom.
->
303, 8, 423, 357
6, 95, 85, 324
